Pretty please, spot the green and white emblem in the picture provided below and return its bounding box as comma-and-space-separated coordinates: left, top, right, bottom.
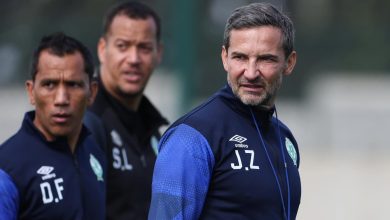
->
89, 154, 104, 181
285, 138, 297, 166
110, 130, 123, 147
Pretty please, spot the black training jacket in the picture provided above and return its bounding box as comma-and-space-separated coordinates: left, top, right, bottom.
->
85, 78, 168, 220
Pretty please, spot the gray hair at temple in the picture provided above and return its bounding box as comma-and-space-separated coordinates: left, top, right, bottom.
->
223, 2, 295, 58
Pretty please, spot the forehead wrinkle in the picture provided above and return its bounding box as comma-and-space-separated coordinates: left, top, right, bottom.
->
229, 27, 283, 57
36, 51, 86, 82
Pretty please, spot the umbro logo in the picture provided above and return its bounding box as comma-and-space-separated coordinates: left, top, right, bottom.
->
229, 135, 247, 143
37, 166, 56, 180
230, 135, 249, 148
37, 166, 64, 204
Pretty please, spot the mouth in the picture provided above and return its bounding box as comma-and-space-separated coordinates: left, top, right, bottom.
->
239, 83, 264, 93
122, 71, 141, 83
52, 113, 71, 124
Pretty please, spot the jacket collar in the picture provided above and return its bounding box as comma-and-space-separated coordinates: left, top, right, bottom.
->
95, 75, 168, 142
22, 111, 90, 152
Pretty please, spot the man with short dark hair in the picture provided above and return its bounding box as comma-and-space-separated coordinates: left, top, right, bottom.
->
0, 32, 105, 220
84, 1, 168, 219
149, 3, 301, 220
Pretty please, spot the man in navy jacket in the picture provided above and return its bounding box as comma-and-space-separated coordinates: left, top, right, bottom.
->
149, 3, 300, 220
0, 32, 105, 220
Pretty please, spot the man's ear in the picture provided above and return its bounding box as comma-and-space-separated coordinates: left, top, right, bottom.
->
284, 51, 297, 76
25, 80, 36, 106
87, 81, 98, 106
221, 46, 229, 72
97, 37, 107, 64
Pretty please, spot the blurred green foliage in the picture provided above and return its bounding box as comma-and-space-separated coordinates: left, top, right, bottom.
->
1, 0, 389, 106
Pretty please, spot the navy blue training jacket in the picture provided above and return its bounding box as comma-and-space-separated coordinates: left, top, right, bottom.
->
149, 85, 301, 220
0, 111, 106, 220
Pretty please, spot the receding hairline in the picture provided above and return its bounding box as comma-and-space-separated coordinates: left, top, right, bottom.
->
104, 13, 159, 41
35, 49, 89, 78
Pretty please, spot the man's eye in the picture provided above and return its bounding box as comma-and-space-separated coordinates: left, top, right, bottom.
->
43, 82, 55, 89
261, 56, 278, 63
139, 45, 153, 53
233, 55, 245, 60
266, 58, 277, 62
68, 82, 83, 88
116, 43, 127, 51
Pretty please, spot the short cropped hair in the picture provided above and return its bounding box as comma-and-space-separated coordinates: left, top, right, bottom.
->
102, 1, 161, 42
30, 32, 94, 81
223, 3, 295, 58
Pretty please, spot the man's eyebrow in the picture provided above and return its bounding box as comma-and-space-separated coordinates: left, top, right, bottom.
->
39, 78, 59, 83
230, 51, 247, 56
257, 54, 279, 60
64, 78, 86, 85
113, 38, 130, 44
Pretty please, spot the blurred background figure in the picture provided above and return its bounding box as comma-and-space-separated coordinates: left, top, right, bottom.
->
1, 0, 390, 219
84, 1, 168, 219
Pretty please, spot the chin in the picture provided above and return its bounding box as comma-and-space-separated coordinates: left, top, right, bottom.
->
51, 125, 75, 136
120, 90, 141, 98
238, 92, 263, 105
122, 86, 145, 96
241, 99, 261, 106
53, 130, 72, 137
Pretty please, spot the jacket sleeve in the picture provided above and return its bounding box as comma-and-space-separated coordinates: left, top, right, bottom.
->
0, 169, 19, 220
148, 124, 215, 220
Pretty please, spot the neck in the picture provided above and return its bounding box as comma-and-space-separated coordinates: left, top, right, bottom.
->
254, 95, 275, 111
65, 124, 82, 154
33, 116, 81, 153
109, 90, 142, 111
253, 104, 273, 111
68, 131, 80, 153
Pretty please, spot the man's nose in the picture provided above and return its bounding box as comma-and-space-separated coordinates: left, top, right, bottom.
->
54, 86, 70, 106
244, 60, 260, 81
126, 47, 140, 64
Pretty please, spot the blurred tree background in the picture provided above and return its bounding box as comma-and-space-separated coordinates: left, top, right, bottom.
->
1, 0, 389, 110
2, 2, 390, 219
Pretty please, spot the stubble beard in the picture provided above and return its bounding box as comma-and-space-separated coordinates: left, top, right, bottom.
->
228, 74, 282, 108
116, 84, 144, 100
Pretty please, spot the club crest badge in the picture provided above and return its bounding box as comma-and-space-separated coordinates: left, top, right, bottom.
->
285, 137, 297, 166
90, 154, 104, 181
110, 130, 123, 147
